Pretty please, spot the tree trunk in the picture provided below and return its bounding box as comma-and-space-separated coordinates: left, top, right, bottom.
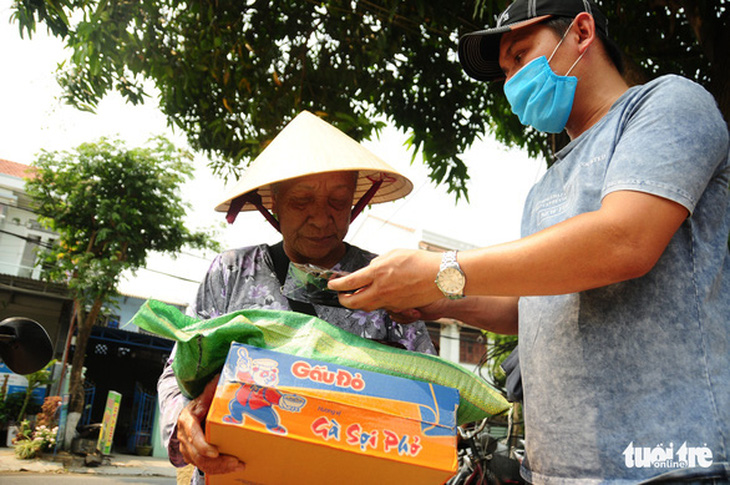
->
63, 411, 81, 450
67, 298, 104, 415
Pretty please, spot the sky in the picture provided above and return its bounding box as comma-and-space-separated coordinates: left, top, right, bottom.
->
0, 1, 547, 303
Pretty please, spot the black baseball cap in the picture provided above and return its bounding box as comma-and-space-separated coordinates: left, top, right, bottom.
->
458, 0, 609, 82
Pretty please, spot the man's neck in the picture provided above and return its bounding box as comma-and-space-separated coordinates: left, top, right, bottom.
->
566, 73, 630, 140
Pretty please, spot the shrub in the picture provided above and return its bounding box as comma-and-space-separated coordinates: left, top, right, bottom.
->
13, 420, 59, 459
35, 396, 62, 428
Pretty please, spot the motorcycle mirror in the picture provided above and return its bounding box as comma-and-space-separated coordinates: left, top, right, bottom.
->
0, 317, 54, 375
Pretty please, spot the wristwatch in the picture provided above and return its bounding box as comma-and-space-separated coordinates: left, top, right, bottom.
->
435, 250, 466, 300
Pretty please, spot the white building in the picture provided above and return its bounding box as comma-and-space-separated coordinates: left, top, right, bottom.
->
0, 159, 57, 279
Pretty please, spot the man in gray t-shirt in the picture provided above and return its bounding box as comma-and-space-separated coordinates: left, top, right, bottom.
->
516, 74, 730, 483
331, 0, 730, 483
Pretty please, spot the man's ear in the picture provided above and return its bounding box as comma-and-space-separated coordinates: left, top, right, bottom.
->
573, 11, 596, 54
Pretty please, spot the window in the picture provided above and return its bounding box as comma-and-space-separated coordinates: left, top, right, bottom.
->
425, 321, 441, 354
96, 314, 121, 328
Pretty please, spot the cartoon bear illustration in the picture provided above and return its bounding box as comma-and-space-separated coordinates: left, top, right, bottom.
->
223, 347, 305, 434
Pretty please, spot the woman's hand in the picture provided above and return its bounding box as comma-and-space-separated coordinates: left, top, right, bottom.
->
177, 375, 246, 475
387, 300, 451, 324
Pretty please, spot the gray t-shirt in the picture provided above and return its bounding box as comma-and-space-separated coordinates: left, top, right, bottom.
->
518, 75, 730, 483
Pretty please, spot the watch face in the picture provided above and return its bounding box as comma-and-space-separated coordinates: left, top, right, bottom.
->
437, 267, 465, 294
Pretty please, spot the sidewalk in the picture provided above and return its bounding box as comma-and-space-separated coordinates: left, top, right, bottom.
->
0, 446, 177, 478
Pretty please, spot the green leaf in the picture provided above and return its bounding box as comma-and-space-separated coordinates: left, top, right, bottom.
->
9, 0, 729, 197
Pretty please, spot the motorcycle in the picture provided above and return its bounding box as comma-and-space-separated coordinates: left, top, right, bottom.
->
448, 342, 526, 485
0, 316, 54, 375
447, 412, 526, 485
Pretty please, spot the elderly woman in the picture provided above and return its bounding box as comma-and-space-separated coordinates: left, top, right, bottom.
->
158, 111, 436, 483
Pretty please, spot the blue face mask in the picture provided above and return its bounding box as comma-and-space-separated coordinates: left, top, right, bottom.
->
503, 22, 585, 134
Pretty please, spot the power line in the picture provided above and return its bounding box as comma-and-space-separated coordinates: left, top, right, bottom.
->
1, 201, 41, 216
0, 229, 206, 285
0, 228, 55, 248
137, 266, 202, 284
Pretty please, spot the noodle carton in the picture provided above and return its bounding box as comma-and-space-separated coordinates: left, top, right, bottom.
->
206, 342, 459, 485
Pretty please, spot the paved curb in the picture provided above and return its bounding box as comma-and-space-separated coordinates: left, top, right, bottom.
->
0, 447, 177, 478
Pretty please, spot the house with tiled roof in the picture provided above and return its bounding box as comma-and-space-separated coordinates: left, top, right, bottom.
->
1, 157, 73, 380
0, 158, 174, 458
0, 159, 52, 280
0, 158, 36, 179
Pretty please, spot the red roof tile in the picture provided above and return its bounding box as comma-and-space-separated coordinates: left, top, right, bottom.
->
0, 159, 37, 179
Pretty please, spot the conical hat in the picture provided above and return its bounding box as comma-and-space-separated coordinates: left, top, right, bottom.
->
215, 111, 413, 214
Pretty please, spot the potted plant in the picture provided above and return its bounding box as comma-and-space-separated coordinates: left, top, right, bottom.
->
11, 395, 62, 459
135, 434, 153, 456
2, 361, 56, 447
2, 392, 27, 447
13, 419, 59, 459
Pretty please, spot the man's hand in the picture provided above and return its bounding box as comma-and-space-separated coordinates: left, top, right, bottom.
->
177, 375, 246, 475
329, 249, 443, 312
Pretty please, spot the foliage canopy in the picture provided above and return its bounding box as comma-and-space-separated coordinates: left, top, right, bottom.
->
26, 137, 212, 302
10, 0, 730, 200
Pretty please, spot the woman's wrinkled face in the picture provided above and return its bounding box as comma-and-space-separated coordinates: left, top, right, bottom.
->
272, 171, 357, 268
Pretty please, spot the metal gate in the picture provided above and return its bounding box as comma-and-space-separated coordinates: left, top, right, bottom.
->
126, 383, 155, 453
81, 382, 96, 426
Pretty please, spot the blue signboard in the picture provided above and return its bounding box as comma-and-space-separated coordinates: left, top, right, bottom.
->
0, 361, 47, 404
